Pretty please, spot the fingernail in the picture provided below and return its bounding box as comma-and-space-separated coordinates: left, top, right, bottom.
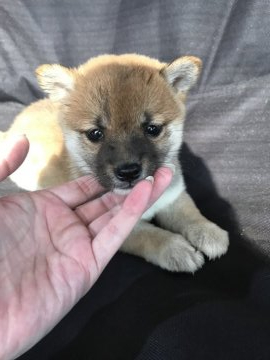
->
145, 176, 154, 183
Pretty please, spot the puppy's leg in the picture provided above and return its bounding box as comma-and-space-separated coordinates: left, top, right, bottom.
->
121, 220, 204, 273
156, 190, 229, 259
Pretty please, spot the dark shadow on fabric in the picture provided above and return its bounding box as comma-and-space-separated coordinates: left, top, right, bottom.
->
180, 143, 269, 264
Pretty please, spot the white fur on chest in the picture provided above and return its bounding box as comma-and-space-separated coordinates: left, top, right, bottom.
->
142, 172, 185, 221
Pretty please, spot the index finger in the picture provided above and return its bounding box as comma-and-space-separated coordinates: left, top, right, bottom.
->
147, 167, 174, 207
91, 178, 154, 271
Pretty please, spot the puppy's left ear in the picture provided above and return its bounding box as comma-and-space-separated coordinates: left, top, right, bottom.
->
161, 56, 202, 93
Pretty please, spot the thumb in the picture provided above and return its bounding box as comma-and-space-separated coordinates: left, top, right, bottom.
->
0, 134, 29, 181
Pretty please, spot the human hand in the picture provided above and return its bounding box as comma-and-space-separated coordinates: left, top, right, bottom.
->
0, 135, 173, 359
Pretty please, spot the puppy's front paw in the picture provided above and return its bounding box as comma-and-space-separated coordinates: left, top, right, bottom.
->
159, 236, 204, 273
185, 222, 229, 259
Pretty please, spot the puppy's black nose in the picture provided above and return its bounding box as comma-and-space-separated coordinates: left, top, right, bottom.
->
115, 163, 142, 182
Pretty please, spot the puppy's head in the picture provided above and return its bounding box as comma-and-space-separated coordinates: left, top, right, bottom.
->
36, 54, 201, 191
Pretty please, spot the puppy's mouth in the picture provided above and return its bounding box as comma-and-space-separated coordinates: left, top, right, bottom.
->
113, 185, 134, 195
111, 177, 145, 195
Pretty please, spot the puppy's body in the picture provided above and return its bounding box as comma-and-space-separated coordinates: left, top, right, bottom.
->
2, 54, 229, 272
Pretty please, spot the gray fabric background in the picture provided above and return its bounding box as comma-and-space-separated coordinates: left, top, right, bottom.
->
0, 1, 270, 359
0, 0, 269, 253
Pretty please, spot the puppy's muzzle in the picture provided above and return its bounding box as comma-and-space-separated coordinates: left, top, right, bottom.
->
114, 162, 142, 182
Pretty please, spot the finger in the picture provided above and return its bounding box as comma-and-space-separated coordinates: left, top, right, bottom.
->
147, 166, 174, 207
91, 178, 153, 271
0, 134, 29, 181
75, 191, 123, 225
48, 175, 105, 208
75, 166, 173, 225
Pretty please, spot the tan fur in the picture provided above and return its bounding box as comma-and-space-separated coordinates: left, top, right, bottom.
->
3, 54, 229, 271
7, 99, 74, 189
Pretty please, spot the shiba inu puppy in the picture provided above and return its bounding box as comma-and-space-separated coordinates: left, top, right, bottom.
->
2, 54, 229, 272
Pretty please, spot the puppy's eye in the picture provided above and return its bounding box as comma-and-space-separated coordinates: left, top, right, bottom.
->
144, 124, 163, 138
85, 128, 104, 142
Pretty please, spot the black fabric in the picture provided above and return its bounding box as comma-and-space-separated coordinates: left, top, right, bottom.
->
0, 0, 269, 359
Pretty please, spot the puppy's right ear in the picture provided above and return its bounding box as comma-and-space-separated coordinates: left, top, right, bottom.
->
35, 64, 75, 101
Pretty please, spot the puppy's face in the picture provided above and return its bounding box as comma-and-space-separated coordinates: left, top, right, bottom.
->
36, 54, 201, 191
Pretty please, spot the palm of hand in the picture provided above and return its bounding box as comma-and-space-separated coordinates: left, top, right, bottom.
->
0, 190, 99, 355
